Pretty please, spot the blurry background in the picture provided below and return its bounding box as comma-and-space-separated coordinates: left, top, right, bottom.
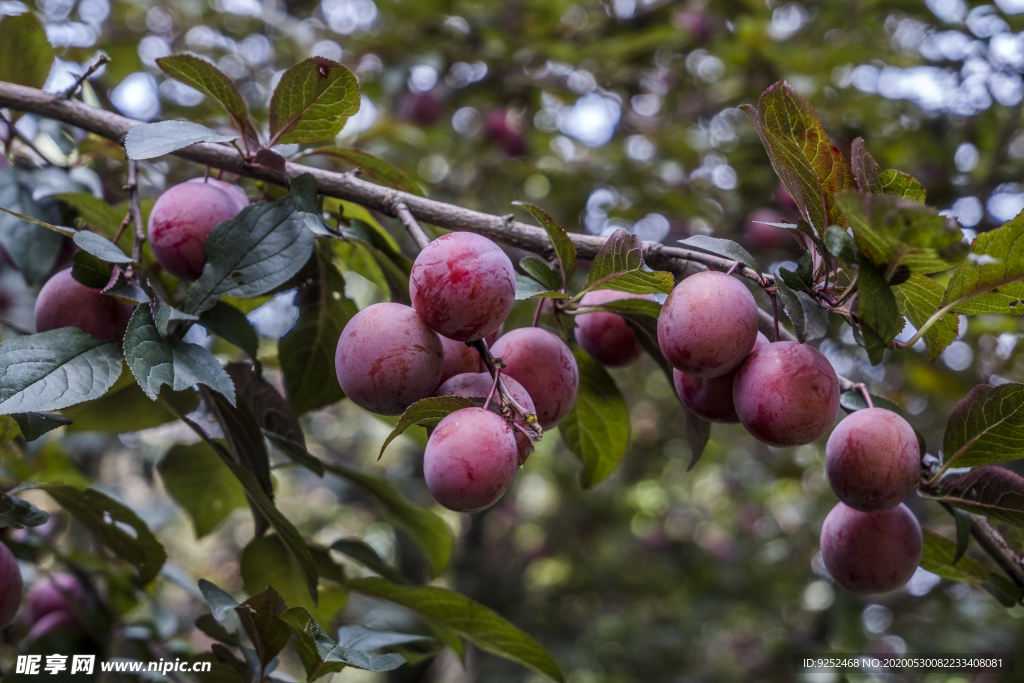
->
4, 0, 1024, 681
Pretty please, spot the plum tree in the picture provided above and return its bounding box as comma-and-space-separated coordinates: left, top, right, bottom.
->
34, 268, 134, 341
435, 371, 537, 464
826, 408, 920, 513
575, 290, 655, 367
819, 502, 923, 595
0, 541, 22, 630
26, 572, 87, 622
423, 407, 519, 512
733, 341, 840, 446
674, 332, 769, 423
409, 232, 515, 341
147, 177, 249, 280
334, 302, 445, 415
657, 271, 759, 377
490, 327, 579, 428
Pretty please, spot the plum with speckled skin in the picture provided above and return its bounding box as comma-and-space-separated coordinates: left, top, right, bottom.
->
820, 502, 922, 595
436, 372, 537, 464
490, 327, 579, 429
674, 332, 769, 423
335, 303, 445, 415
657, 271, 759, 378
576, 290, 655, 367
148, 178, 249, 280
34, 268, 134, 340
424, 407, 519, 512
410, 232, 515, 341
826, 408, 920, 512
0, 541, 22, 630
733, 341, 839, 446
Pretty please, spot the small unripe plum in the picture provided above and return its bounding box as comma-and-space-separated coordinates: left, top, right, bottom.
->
826, 408, 920, 513
438, 336, 482, 383
436, 372, 537, 464
490, 327, 579, 429
34, 268, 134, 341
733, 341, 840, 446
820, 502, 922, 595
657, 271, 759, 377
335, 303, 445, 416
674, 332, 769, 423
27, 572, 87, 622
410, 232, 515, 341
424, 407, 519, 512
575, 290, 655, 367
744, 207, 796, 251
148, 178, 249, 280
0, 541, 22, 630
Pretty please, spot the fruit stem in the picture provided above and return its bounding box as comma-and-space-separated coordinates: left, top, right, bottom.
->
726, 260, 739, 276
769, 289, 780, 342
483, 366, 501, 411
471, 339, 543, 443
59, 54, 110, 100
855, 383, 874, 409
531, 298, 544, 327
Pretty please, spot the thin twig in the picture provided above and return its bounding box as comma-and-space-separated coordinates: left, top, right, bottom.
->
0, 111, 60, 167
125, 159, 146, 281
769, 289, 780, 342
855, 383, 874, 409
389, 196, 431, 250
111, 210, 131, 246
59, 54, 110, 100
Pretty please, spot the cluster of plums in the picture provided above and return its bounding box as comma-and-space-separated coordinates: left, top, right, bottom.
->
0, 541, 89, 637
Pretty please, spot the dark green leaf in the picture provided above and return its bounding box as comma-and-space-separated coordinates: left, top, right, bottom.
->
158, 441, 248, 538
336, 625, 429, 651
71, 250, 112, 289
895, 274, 959, 362
329, 539, 409, 584
856, 255, 903, 365
515, 273, 571, 300
42, 485, 167, 584
184, 196, 315, 316
157, 54, 257, 141
0, 491, 49, 529
920, 530, 989, 584
585, 229, 674, 295
125, 120, 237, 160
155, 298, 199, 336
306, 149, 423, 197
269, 57, 361, 145
775, 276, 828, 343
52, 192, 125, 236
73, 230, 132, 263
0, 328, 123, 414
281, 247, 356, 414
983, 572, 1022, 607
102, 271, 150, 305
227, 363, 305, 447
825, 225, 858, 264
678, 235, 759, 271
200, 301, 260, 359
0, 13, 54, 92
235, 587, 292, 672
839, 390, 904, 415
952, 507, 971, 566
560, 345, 629, 488
940, 384, 1024, 471
348, 577, 563, 682
513, 202, 576, 286
267, 433, 324, 476
0, 171, 67, 283
519, 257, 563, 292
943, 211, 1024, 315
684, 406, 711, 472
11, 412, 72, 441
123, 305, 236, 404
198, 578, 240, 621
196, 614, 240, 647
60, 366, 199, 432
281, 606, 405, 678
290, 173, 331, 235
380, 397, 476, 459
934, 466, 1024, 529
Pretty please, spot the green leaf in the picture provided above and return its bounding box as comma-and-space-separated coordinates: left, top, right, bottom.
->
290, 173, 331, 235
0, 203, 76, 236
241, 535, 347, 626
684, 406, 711, 471
71, 250, 112, 289
329, 539, 410, 584
850, 138, 882, 194
0, 170, 67, 284
514, 273, 571, 300
856, 255, 903, 365
0, 328, 123, 414
825, 226, 858, 264
124, 121, 237, 160
200, 301, 259, 359
53, 192, 132, 251
184, 197, 315, 316
839, 390, 904, 415
269, 57, 361, 145
952, 507, 971, 566
73, 230, 132, 264
235, 587, 293, 673
103, 272, 150, 306
741, 81, 853, 233
42, 484, 167, 584
0, 491, 49, 529
380, 397, 476, 458
880, 169, 926, 202
123, 305, 236, 404
198, 578, 240, 621
304, 149, 423, 197
678, 235, 759, 271
519, 257, 563, 292
775, 276, 828, 343
0, 13, 54, 93
227, 362, 306, 447
983, 572, 1023, 607
585, 228, 674, 295
154, 298, 199, 336
348, 577, 564, 682
156, 54, 257, 141
513, 202, 576, 286
933, 465, 1024, 529
895, 274, 959, 361
281, 606, 405, 679
321, 462, 452, 576
11, 412, 72, 441
919, 530, 989, 584
940, 383, 1024, 471
60, 365, 199, 433
560, 345, 629, 488
195, 614, 240, 647
943, 210, 1024, 315
158, 441, 248, 538
336, 625, 430, 651
281, 247, 356, 414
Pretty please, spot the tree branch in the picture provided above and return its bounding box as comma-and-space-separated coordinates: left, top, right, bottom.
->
970, 513, 1024, 588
